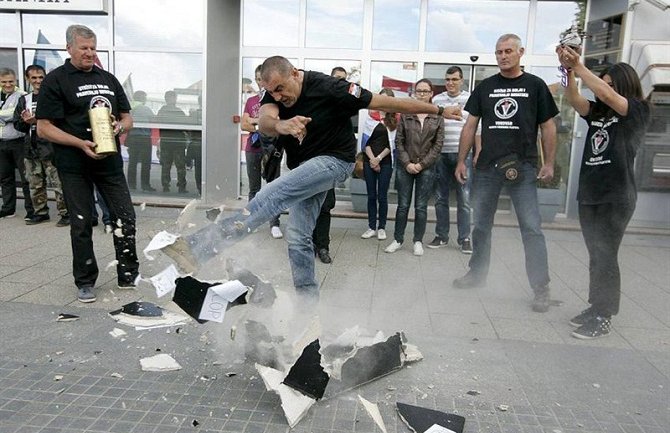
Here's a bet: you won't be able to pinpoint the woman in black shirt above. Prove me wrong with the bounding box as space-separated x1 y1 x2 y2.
558 46 651 339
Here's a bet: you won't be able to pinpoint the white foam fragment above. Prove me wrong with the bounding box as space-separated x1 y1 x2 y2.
109 327 127 338
358 395 387 433
143 231 180 260
140 354 182 372
256 363 315 428
149 264 181 298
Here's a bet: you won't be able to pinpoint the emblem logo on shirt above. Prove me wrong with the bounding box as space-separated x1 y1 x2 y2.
494 97 518 119
348 83 361 98
89 95 112 110
591 129 609 155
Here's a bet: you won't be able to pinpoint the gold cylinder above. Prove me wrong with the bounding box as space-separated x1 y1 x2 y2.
88 106 117 155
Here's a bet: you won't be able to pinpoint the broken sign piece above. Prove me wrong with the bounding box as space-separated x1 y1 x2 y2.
149 264 182 298
140 354 182 372
283 340 330 400
225 259 276 307
256 363 316 428
199 280 248 323
173 276 248 324
396 402 465 433
56 313 80 322
205 205 223 222
143 231 180 260
358 395 388 433
109 301 190 330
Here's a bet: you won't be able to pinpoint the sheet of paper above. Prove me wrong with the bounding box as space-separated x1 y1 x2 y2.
143 231 179 260
149 264 181 298
198 280 247 323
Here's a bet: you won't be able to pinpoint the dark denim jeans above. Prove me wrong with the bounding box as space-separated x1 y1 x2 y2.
0 138 33 216
363 162 392 230
435 152 472 243
393 164 436 244
469 162 549 290
60 169 139 288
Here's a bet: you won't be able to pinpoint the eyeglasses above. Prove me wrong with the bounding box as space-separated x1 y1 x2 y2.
444 78 462 82
414 90 432 94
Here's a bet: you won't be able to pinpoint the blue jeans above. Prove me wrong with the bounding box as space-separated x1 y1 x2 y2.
393 164 436 244
435 153 472 243
186 155 352 298
468 162 549 290
363 162 392 230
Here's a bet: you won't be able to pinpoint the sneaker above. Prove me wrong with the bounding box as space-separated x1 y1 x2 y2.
161 237 199 274
453 270 486 289
0 210 16 219
361 228 376 239
413 241 424 256
77 286 96 303
271 226 283 239
532 287 551 313
317 248 332 264
385 240 402 253
56 216 70 227
26 214 50 225
571 315 611 340
460 238 473 254
24 212 34 222
118 275 138 290
426 236 448 249
377 229 387 240
569 307 597 327
104 224 114 234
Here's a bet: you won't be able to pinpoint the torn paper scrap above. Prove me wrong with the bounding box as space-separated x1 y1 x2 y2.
358 395 388 433
198 280 247 323
396 402 465 433
256 363 315 428
150 264 181 298
140 354 182 372
143 231 180 260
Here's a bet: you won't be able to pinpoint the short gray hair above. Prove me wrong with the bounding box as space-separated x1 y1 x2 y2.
66 24 96 46
496 33 522 49
0 67 16 77
260 56 294 82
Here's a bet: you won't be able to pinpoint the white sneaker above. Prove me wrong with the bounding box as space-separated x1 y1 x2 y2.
377 229 387 240
385 240 402 253
361 228 376 239
104 224 114 234
271 226 283 239
413 241 424 256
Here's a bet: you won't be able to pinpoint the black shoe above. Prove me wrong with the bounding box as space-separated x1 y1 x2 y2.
453 270 485 289
142 186 157 192
118 274 138 290
532 286 551 313
571 315 611 340
569 307 597 327
24 212 35 222
26 214 50 225
317 248 332 264
426 236 448 249
0 210 16 219
56 216 70 227
91 219 99 227
460 238 473 254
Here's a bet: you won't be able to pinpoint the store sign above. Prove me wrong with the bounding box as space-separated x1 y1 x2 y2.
0 0 108 14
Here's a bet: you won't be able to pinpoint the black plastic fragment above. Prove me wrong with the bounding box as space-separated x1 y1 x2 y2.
283 340 330 400
396 402 465 433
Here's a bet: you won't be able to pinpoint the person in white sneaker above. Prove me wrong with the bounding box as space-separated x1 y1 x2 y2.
361 88 396 241
386 79 445 254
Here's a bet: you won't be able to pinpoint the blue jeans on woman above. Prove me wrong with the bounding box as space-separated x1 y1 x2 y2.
392 164 436 244
363 162 392 230
186 155 353 298
468 162 549 290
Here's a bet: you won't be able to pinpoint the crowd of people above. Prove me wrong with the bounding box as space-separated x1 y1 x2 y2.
0 25 651 340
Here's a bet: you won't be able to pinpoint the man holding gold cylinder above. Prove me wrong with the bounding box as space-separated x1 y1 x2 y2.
36 24 139 304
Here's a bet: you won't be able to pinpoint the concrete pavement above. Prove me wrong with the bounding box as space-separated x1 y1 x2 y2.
0 204 668 433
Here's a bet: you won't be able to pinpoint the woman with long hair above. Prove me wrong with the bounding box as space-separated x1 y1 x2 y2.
361 88 397 241
385 79 444 256
558 46 651 339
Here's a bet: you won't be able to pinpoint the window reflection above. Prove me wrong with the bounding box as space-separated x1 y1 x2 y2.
114 0 204 48
0 49 18 79
22 14 109 45
426 0 529 53
533 1 584 55
425 63 473 94
370 61 417 96
0 13 17 44
243 0 300 47
372 0 420 51
23 49 108 73
115 52 202 125
304 59 362 83
305 0 364 49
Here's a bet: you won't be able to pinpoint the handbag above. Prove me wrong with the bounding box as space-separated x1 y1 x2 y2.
493 153 523 184
261 142 283 180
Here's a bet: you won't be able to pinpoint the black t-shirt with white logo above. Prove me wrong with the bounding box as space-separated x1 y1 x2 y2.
465 72 558 168
578 98 650 205
36 59 130 173
261 70 373 169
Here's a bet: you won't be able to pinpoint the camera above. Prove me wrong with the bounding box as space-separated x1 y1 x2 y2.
470 56 479 63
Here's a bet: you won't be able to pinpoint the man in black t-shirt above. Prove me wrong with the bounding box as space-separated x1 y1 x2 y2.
453 34 559 314
162 56 462 301
36 25 139 304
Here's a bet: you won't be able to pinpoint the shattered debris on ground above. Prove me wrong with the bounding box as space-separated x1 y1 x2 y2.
108 301 190 330
396 402 466 433
140 353 182 372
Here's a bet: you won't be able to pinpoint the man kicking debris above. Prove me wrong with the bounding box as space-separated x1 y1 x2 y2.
162 56 461 301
